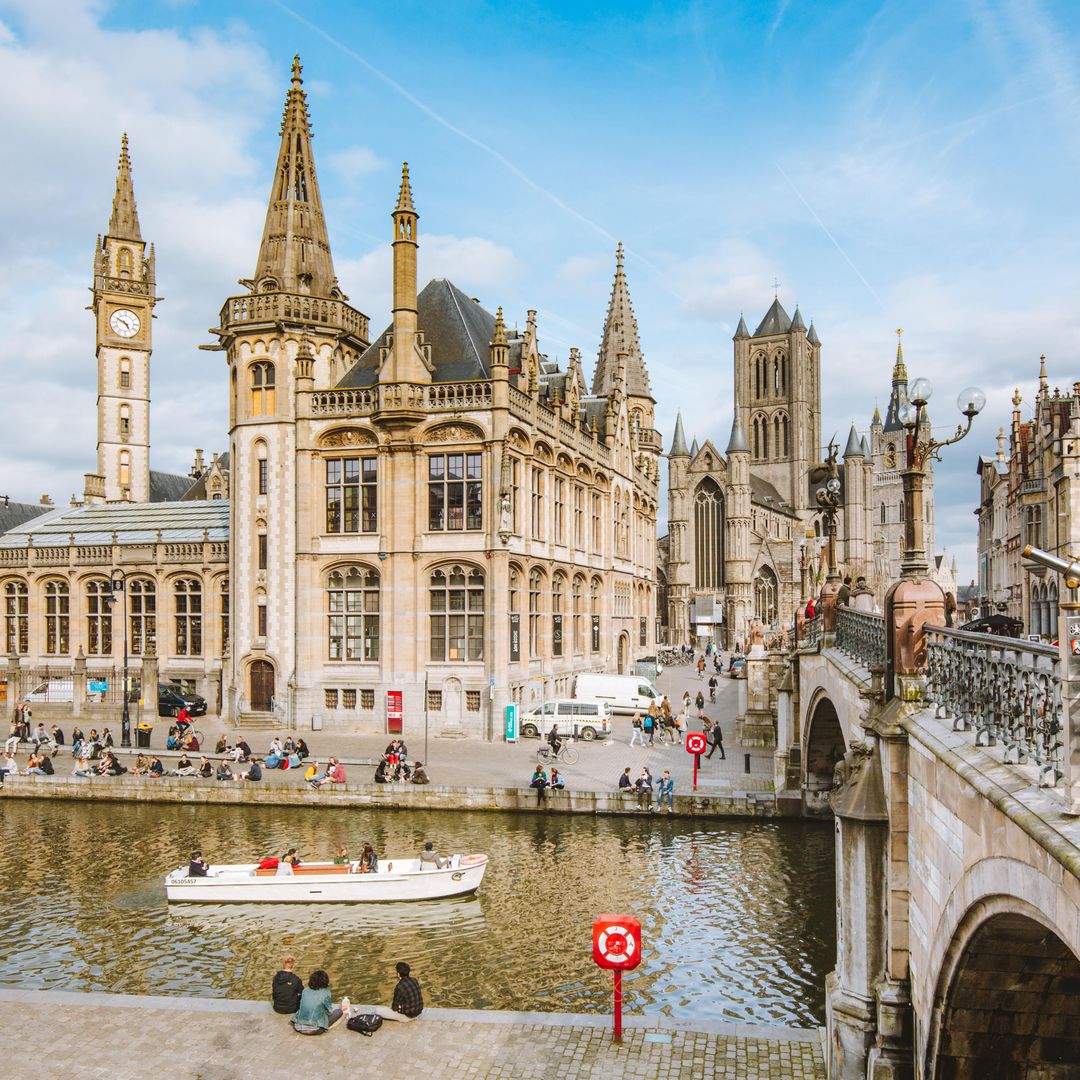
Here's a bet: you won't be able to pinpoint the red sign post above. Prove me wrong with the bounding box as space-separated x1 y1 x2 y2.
593 914 642 1042
685 731 707 790
386 690 403 734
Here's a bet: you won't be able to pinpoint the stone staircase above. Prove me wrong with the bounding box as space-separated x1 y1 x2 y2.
233 713 280 731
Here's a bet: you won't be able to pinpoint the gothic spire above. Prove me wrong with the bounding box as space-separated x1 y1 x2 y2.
670 411 689 456
252 55 341 298
593 242 653 401
733 314 749 339
892 327 907 382
726 412 749 455
108 133 142 240
883 329 910 432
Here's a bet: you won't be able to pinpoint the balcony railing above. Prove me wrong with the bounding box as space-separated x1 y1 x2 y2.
924 625 1063 787
306 381 492 418
221 293 369 342
835 607 886 669
801 615 823 651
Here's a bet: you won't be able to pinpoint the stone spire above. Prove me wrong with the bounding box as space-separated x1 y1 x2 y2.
593 242 653 400
690 437 700 457
807 321 820 347
108 133 142 240
1038 354 1049 402
844 422 864 458
384 161 428 383
791 305 806 332
670 411 689 456
726 412 749 455
892 328 907 382
734 314 749 339
883 329 910 432
252 55 341 298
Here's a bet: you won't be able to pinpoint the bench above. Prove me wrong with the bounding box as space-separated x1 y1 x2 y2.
254 863 352 877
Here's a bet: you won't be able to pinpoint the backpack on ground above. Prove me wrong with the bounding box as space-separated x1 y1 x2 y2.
346 1013 383 1036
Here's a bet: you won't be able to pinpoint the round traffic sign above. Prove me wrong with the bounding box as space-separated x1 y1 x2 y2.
685 732 707 754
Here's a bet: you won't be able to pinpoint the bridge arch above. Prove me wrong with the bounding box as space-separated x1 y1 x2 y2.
803 691 846 816
924 860 1080 1078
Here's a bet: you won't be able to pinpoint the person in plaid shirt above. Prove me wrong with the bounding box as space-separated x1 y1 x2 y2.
391 962 424 1019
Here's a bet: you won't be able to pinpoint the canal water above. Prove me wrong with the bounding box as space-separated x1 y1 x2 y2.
0 801 835 1025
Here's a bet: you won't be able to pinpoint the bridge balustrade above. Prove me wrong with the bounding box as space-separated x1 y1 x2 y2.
923 625 1063 787
834 607 885 669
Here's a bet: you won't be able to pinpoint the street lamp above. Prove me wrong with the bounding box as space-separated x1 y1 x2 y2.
814 444 843 583
898 379 985 578
104 570 132 748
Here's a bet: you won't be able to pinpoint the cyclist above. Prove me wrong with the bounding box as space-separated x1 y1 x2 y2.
708 674 718 704
546 722 563 760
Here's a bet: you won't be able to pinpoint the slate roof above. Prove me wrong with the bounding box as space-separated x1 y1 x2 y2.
337 279 495 388
149 471 196 502
807 321 820 346
669 412 689 456
750 475 798 517
0 501 50 536
725 414 748 454
0 500 230 549
753 298 792 337
733 315 749 340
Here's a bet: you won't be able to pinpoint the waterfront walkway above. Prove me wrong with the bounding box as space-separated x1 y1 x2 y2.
0 989 825 1079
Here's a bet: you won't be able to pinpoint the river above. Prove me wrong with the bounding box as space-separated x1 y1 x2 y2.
0 800 835 1025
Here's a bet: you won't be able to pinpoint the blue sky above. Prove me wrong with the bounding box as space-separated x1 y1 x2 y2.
2 0 1080 582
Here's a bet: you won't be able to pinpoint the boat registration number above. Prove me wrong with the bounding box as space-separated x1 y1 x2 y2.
173 878 198 884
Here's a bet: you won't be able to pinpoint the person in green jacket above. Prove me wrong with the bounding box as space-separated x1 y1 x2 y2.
292 970 343 1034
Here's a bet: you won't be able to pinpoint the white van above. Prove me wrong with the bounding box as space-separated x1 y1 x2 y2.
25 678 74 703
574 672 660 713
519 700 611 741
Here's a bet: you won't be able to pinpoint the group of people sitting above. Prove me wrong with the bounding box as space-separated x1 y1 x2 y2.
373 740 429 785
617 766 675 811
528 765 566 803
164 725 201 752
271 955 424 1034
5 718 65 755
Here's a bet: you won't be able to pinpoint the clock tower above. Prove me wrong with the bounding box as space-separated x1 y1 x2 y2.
86 134 158 504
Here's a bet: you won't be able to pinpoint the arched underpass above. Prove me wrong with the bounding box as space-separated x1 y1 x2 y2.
932 911 1080 1079
804 695 846 816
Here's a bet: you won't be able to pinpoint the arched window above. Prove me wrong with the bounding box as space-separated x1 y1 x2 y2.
552 573 566 657
694 479 725 589
327 567 380 661
3 581 28 655
119 404 130 437
572 575 585 654
430 566 484 661
119 358 131 389
590 576 602 653
256 440 269 497
129 578 156 655
256 588 268 638
753 413 769 460
174 577 203 656
899 501 906 523
773 356 781 394
880 502 886 525
754 566 778 627
528 568 543 658
251 362 276 417
119 450 130 488
219 578 230 654
86 579 112 656
118 246 133 278
44 580 70 655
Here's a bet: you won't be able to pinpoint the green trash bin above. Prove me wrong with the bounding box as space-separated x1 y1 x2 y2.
136 726 152 749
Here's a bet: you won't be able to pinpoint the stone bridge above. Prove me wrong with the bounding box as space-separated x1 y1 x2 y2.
779 603 1080 1079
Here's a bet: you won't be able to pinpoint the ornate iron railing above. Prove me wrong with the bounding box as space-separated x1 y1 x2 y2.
923 625 1063 786
801 615 823 651
835 607 886 669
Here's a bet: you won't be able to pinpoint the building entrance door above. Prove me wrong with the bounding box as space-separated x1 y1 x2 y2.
249 660 275 712
617 634 627 674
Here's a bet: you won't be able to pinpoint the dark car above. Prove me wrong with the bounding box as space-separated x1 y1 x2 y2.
728 657 746 679
162 683 208 717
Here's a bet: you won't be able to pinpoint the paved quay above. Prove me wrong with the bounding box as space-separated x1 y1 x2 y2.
0 989 825 1080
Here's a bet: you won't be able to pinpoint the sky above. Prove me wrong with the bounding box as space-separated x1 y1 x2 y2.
2 0 1079 583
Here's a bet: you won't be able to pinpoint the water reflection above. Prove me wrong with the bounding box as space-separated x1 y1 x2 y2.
0 801 835 1024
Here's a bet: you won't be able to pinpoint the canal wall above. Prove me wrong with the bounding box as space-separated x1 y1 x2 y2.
0 774 789 818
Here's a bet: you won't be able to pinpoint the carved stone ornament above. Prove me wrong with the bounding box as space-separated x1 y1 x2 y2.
319 428 377 448
508 429 530 450
425 423 484 443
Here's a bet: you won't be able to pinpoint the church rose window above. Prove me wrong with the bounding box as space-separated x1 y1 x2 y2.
327 567 380 661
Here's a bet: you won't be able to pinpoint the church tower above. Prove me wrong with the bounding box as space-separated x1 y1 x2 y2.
87 135 157 504
733 297 820 512
210 56 369 719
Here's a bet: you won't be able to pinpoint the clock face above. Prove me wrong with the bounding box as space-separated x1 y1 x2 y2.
110 309 141 338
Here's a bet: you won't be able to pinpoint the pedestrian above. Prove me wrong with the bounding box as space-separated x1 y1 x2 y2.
695 690 705 718
706 720 725 760
629 710 644 748
643 710 655 746
657 770 674 813
696 656 706 679
673 710 685 745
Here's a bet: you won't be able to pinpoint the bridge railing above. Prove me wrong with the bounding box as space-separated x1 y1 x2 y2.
923 625 1063 787
835 607 886 669
800 615 823 651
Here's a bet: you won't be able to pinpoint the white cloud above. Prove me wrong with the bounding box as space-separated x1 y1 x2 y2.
327 145 383 185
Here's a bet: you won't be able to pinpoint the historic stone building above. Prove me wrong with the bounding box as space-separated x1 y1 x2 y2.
0 58 660 737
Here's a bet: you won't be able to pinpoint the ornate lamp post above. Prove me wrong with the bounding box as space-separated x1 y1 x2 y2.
104 570 132 748
814 443 843 584
896 380 986 577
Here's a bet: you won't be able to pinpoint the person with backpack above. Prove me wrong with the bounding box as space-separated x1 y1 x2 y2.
642 709 656 746
347 961 424 1030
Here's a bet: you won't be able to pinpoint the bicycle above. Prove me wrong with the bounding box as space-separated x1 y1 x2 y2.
536 742 579 766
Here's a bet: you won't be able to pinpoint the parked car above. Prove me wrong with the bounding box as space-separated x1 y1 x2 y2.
574 672 661 713
728 657 746 679
163 682 208 717
519 700 611 741
157 685 188 718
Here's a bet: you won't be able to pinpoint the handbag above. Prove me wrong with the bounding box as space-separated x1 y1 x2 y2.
346 1013 383 1036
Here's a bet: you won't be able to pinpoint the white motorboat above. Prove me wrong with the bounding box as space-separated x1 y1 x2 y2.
164 853 488 904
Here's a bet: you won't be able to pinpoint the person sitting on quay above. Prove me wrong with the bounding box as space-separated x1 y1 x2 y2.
411 761 429 785
549 768 565 792
272 955 303 1015
657 770 675 813
314 758 346 787
285 748 301 770
197 756 213 779
348 961 424 1024
240 758 263 782
291 969 343 1034
216 759 235 781
618 766 633 791
50 724 64 749
25 752 49 777
188 851 210 877
306 760 324 783
100 752 126 776
131 753 150 776
635 767 654 811
419 841 448 870
165 726 182 751
277 849 301 875
265 746 284 770
180 729 200 753
100 727 114 749
2 750 19 781
282 736 296 756
173 753 196 777
31 723 50 750
70 725 85 757
357 843 378 874
294 737 310 761
268 736 284 760
392 758 412 783
214 734 232 756
148 754 164 778
231 736 252 763
530 765 548 804
4 719 20 755
73 755 95 778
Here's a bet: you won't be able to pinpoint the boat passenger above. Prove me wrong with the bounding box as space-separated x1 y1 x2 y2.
332 845 349 865
291 970 343 1034
188 851 209 877
277 849 301 875
411 761 429 785
419 841 448 870
357 843 378 874
272 955 303 1015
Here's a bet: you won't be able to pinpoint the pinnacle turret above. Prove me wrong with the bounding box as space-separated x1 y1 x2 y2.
670 412 689 456
396 161 416 214
252 55 341 298
726 413 749 455
791 305 806 331
593 243 653 401
107 133 142 241
843 423 863 459
734 314 749 339
807 321 820 347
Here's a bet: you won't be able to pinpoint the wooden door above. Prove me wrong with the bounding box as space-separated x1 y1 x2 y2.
249 660 275 712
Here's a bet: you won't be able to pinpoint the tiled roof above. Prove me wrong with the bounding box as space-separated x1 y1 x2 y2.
0 501 50 536
0 500 230 549
753 298 792 337
149 471 197 502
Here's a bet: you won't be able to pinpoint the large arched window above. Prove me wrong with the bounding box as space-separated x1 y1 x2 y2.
773 412 789 457
694 479 725 589
327 567 380 661
528 568 543 658
552 573 566 657
174 577 203 656
754 566 778 627
129 578 156 655
219 578 230 654
3 581 28 656
753 413 769 460
430 566 484 662
590 576 602 653
572 575 585 654
86 579 113 656
251 362 276 417
44 580 69 655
